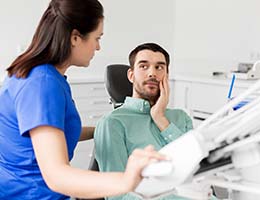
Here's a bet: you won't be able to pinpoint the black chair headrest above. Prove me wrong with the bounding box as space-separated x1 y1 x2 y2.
105 64 132 105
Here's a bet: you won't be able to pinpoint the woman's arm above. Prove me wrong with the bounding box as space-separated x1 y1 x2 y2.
79 126 95 141
30 126 164 199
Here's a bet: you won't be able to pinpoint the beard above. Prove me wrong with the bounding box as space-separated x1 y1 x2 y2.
133 78 160 103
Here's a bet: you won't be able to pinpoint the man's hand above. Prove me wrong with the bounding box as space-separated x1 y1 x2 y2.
150 75 170 131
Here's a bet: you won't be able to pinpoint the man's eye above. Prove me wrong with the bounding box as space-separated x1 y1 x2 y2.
156 66 164 70
140 65 148 69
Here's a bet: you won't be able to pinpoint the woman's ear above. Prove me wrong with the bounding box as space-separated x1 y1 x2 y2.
71 29 81 47
127 68 134 83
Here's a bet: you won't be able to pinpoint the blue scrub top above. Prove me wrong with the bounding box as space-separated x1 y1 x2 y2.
0 64 81 199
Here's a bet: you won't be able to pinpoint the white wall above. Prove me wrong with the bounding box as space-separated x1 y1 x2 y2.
67 0 176 79
0 0 175 80
172 0 260 77
3 1 260 80
0 0 49 80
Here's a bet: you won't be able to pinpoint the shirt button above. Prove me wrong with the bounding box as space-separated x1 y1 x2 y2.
164 137 168 140
169 135 172 138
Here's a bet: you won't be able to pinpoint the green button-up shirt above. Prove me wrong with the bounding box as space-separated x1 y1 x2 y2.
94 97 193 200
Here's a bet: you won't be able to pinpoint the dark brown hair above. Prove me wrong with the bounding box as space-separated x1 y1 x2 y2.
7 0 104 78
128 43 170 73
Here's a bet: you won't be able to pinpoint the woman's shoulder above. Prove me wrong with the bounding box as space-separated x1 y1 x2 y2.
7 64 66 99
28 64 59 79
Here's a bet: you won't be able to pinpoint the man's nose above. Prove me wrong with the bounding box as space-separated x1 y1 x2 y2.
148 67 157 78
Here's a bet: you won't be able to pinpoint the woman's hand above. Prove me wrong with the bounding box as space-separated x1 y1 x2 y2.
122 145 167 192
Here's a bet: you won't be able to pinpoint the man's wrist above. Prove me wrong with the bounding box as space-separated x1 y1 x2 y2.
153 116 169 131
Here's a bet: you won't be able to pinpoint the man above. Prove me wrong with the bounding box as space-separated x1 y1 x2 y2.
94 43 193 200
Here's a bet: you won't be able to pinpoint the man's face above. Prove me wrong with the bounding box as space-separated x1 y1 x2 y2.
128 49 168 102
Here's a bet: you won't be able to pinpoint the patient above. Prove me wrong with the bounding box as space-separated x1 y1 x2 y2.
94 43 193 200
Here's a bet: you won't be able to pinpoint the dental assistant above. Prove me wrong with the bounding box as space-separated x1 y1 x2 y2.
0 0 165 199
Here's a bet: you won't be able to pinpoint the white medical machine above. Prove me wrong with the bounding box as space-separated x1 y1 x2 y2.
134 73 260 200
228 61 260 80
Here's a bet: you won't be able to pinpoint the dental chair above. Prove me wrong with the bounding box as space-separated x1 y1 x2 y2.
88 64 132 171
105 64 132 108
80 64 132 200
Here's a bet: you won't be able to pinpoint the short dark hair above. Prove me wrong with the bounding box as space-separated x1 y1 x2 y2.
128 43 170 72
7 0 104 78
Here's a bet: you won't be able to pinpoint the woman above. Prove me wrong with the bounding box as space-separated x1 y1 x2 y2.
0 0 166 199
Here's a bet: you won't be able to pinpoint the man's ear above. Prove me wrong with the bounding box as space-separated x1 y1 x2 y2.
127 68 134 83
71 29 81 47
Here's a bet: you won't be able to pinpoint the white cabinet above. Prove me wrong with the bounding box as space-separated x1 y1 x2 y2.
171 75 255 127
191 82 227 114
71 82 112 126
69 80 112 169
170 80 192 114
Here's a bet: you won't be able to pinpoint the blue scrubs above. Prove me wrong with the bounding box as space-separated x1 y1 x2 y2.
0 64 81 199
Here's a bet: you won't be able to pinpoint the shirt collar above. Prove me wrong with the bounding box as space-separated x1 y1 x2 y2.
123 97 151 113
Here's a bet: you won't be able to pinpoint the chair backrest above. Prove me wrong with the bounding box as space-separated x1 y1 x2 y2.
105 64 132 108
